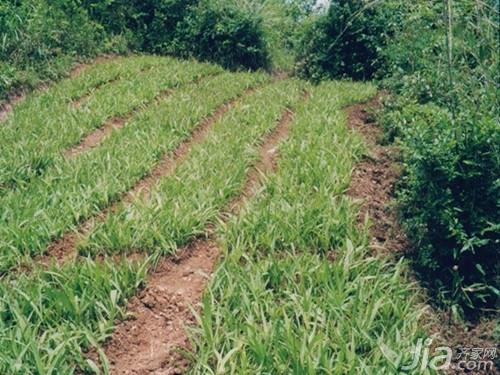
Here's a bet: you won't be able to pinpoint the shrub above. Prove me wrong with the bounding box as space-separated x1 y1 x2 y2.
379 0 499 317
389 104 500 315
82 0 199 52
0 0 104 97
295 0 402 81
174 0 270 70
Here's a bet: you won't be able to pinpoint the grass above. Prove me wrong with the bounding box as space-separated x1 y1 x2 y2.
79 78 306 256
0 56 222 191
0 70 268 273
0 257 148 374
188 81 434 374
0 68 305 374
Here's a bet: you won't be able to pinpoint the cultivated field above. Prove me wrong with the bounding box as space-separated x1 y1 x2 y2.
0 56 429 374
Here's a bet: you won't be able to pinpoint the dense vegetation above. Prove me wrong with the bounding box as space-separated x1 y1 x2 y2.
0 0 273 97
379 0 499 317
293 0 499 317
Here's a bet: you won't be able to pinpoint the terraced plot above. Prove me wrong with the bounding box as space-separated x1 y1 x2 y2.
0 56 431 374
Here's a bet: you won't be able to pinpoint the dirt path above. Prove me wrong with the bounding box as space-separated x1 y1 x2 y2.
101 98 303 375
345 97 407 254
39 87 258 268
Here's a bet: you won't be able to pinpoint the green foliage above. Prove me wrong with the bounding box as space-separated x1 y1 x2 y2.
172 0 270 70
0 258 147 373
295 0 402 81
191 82 430 373
0 0 106 96
0 0 275 98
380 0 499 316
0 61 266 273
82 0 199 52
79 79 303 256
387 103 499 314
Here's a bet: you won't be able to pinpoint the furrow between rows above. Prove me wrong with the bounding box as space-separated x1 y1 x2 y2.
0 55 118 124
0 78 304 373
0 58 221 191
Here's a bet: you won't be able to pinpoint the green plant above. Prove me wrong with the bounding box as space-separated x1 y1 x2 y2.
0 62 266 273
79 79 304 256
379 0 499 316
0 257 147 373
0 0 106 97
173 0 270 70
295 0 402 81
1 56 212 190
190 81 431 373
391 104 499 314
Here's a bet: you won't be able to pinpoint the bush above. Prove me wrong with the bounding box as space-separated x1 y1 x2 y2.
379 0 499 318
174 0 270 70
295 0 402 81
83 0 270 70
0 0 270 98
388 104 500 315
0 0 105 97
82 0 199 52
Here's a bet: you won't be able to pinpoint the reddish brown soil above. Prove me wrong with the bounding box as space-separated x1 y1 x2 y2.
346 98 499 375
0 93 24 123
72 77 121 109
100 100 303 375
229 108 294 213
101 238 218 375
64 114 132 158
346 97 408 254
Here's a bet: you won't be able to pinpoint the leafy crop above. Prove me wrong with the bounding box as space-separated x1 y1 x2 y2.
0 56 221 191
79 79 305 256
0 63 268 273
190 81 431 373
0 258 147 373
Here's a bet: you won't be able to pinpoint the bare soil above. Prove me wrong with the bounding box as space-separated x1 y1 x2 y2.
65 88 173 159
72 77 120 109
64 114 133 159
100 100 302 375
346 97 408 254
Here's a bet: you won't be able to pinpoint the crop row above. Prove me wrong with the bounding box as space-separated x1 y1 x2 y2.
78 79 306 256
189 81 432 374
0 71 268 273
0 77 305 373
0 56 221 191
